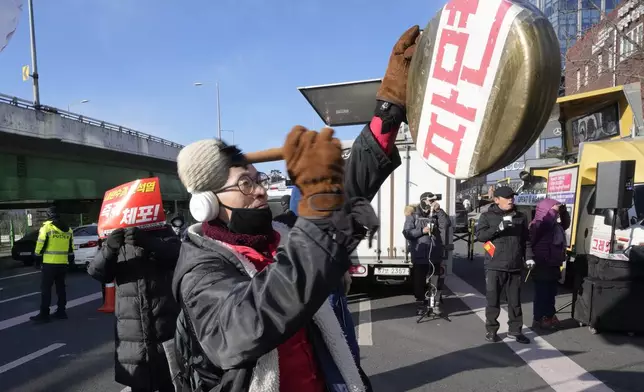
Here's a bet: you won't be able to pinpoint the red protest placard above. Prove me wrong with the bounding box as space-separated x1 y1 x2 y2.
97 177 166 237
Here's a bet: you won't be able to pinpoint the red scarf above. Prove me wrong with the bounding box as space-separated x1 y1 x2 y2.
202 221 325 392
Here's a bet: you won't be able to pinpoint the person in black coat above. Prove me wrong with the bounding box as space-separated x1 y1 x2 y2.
475 186 534 345
88 225 181 392
402 192 451 316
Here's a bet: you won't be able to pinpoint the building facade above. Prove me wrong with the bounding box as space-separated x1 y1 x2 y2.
530 0 619 60
566 1 644 97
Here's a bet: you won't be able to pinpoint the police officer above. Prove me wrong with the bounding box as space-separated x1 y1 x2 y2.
476 186 533 344
30 207 74 323
170 214 187 239
403 192 450 316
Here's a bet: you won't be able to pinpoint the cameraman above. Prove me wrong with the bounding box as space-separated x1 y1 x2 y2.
476 186 533 344
403 192 450 316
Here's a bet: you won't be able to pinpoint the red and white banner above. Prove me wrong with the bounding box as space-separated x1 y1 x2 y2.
97 177 166 237
416 0 522 178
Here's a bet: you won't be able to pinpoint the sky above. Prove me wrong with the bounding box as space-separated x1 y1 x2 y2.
0 0 440 174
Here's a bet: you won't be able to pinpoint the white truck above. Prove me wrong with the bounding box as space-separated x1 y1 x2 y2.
344 128 456 286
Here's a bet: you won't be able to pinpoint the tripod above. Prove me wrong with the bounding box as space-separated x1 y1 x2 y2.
416 261 451 323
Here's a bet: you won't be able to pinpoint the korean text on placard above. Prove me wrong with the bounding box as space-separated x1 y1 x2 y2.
120 204 162 225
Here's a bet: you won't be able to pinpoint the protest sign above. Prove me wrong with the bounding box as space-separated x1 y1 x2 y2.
97 177 166 237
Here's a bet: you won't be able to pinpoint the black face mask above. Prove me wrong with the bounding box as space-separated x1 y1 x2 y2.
220 202 273 235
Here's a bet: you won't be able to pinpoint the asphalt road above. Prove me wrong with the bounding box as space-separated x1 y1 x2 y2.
1 243 643 392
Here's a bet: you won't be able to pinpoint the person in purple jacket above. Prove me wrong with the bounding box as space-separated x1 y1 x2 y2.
529 198 570 330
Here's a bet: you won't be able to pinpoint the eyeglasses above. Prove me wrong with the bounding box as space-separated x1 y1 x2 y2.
219 172 270 196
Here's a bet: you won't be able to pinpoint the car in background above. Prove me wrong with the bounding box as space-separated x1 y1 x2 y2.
268 196 288 217
72 224 101 269
10 230 39 266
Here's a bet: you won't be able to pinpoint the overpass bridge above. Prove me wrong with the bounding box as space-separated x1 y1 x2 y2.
0 93 189 220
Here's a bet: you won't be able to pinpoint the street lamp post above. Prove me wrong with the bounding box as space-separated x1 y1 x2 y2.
27 0 40 107
194 82 222 140
67 99 90 112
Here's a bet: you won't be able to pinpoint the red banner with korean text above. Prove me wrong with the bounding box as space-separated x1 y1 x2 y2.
97 177 166 237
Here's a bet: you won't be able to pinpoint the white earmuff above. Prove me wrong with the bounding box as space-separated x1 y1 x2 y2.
189 191 219 223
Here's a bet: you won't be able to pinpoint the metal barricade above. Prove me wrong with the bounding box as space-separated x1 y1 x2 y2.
453 218 476 260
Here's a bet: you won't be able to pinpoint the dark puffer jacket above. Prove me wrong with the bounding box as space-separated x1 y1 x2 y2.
172 124 399 392
402 206 450 264
475 204 534 272
530 198 571 267
88 226 181 390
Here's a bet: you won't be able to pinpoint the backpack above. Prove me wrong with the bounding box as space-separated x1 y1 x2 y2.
174 301 223 392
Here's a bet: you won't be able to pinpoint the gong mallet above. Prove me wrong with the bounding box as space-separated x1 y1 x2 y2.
245 147 284 164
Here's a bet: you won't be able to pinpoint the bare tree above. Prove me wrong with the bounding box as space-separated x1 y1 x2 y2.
269 169 285 183
562 0 644 90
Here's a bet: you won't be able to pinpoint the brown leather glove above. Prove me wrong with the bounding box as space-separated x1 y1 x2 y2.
376 25 421 108
283 126 344 218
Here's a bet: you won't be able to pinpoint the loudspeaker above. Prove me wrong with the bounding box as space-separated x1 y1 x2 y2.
595 160 636 209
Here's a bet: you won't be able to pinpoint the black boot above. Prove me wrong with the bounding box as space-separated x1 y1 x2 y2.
30 313 51 324
508 333 530 344
53 310 68 320
485 331 500 342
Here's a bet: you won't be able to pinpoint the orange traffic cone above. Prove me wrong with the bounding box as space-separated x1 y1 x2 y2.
98 281 115 313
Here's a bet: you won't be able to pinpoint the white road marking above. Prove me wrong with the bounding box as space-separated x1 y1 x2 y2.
0 343 66 374
0 292 102 331
0 271 40 281
446 275 614 392
0 291 39 304
357 298 373 346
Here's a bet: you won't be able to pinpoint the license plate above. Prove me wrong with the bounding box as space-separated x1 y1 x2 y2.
20 252 32 256
374 267 410 276
73 245 79 250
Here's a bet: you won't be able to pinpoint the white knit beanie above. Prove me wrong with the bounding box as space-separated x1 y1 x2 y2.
177 139 237 194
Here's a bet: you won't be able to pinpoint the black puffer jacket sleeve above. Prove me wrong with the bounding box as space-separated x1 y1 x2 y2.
475 212 499 243
403 214 423 240
88 245 119 284
177 218 352 370
344 125 401 201
436 209 451 245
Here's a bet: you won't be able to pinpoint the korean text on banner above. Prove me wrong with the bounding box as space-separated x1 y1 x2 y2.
97 177 166 237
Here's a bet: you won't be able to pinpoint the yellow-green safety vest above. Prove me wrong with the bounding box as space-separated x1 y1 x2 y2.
35 221 74 265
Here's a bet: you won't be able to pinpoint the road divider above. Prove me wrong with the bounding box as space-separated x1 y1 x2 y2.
0 292 102 331
0 271 40 281
0 343 66 374
357 299 373 346
0 292 39 304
